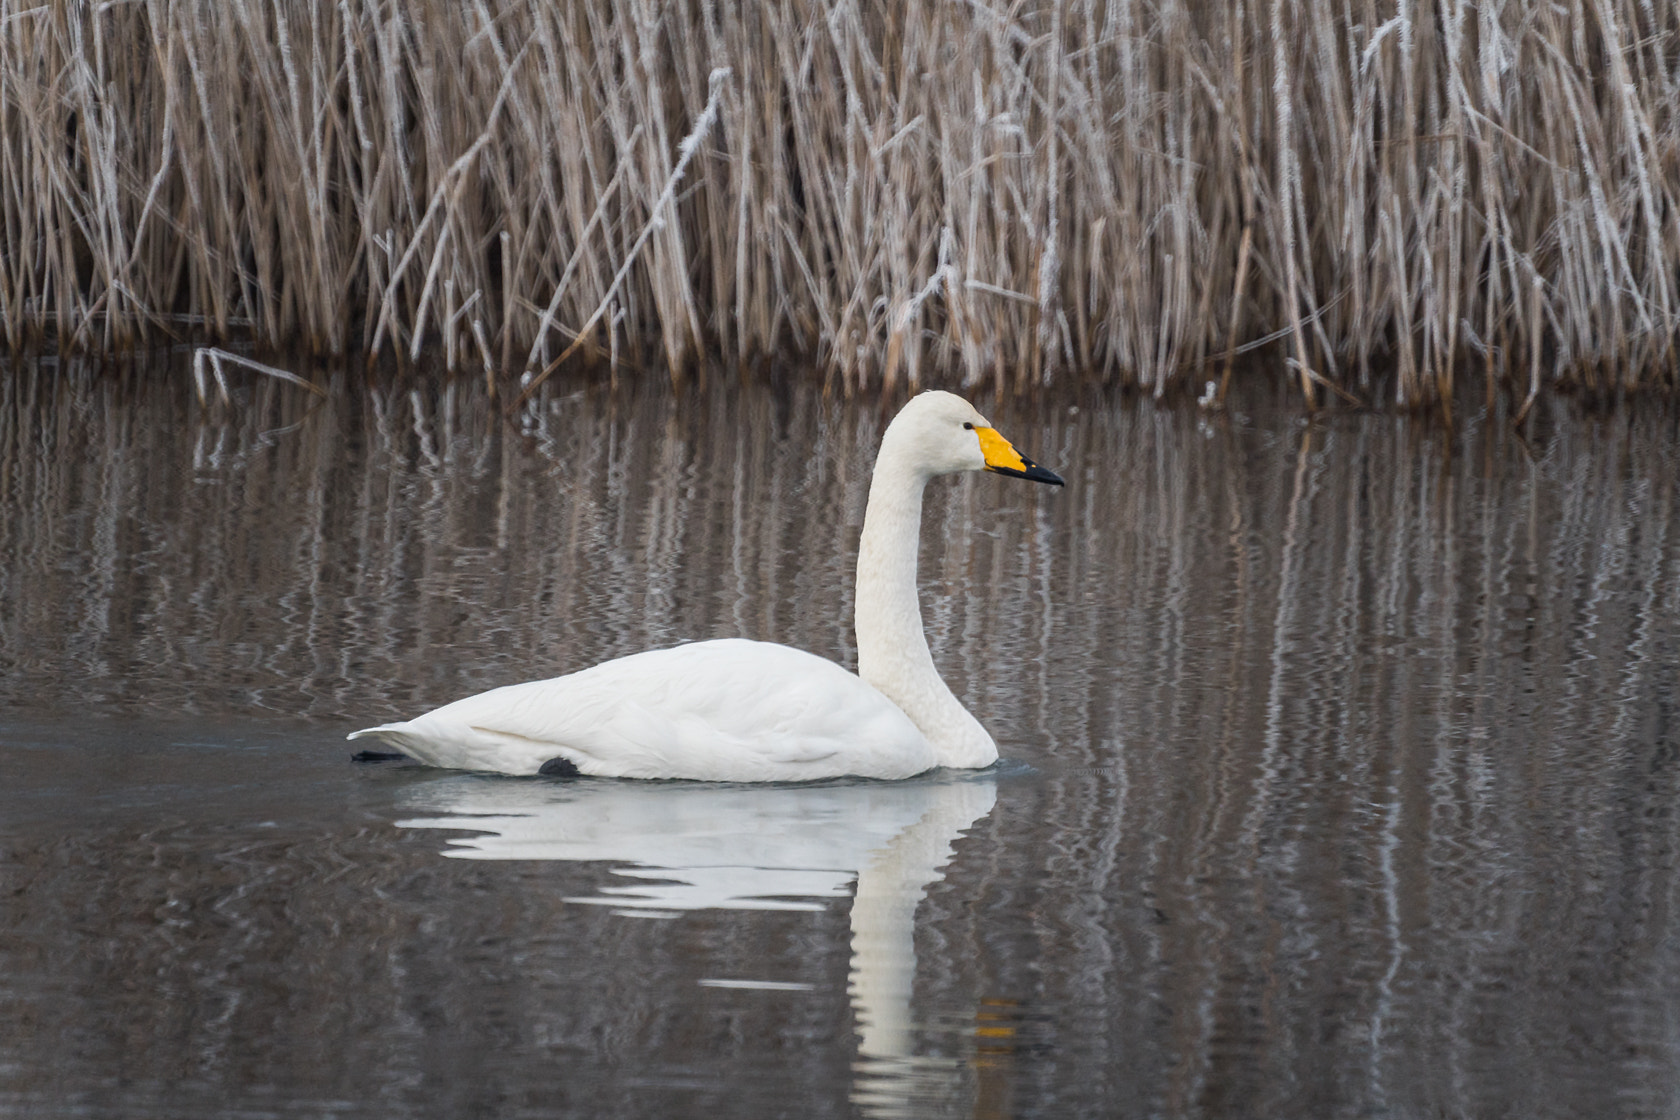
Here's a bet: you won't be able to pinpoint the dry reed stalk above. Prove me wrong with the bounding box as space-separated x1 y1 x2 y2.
191 346 326 406
1 0 1677 409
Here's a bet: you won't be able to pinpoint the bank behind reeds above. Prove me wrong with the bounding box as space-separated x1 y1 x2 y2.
2 1 1677 407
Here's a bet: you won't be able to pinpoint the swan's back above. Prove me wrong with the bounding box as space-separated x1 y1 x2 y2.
351 639 937 781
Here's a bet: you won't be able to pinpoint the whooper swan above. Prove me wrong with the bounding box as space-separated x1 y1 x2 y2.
348 390 1063 780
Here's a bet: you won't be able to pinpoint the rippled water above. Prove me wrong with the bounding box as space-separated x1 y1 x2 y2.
3 359 1679 1118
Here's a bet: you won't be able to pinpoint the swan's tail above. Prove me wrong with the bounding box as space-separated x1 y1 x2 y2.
346 717 572 775
348 724 414 749
346 724 417 763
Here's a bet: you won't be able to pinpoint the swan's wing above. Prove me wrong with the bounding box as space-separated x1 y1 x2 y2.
354 639 936 780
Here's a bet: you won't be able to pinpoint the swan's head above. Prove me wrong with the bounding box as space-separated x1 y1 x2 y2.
885 391 1064 485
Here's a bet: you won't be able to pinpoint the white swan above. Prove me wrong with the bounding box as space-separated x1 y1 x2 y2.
348 390 1062 780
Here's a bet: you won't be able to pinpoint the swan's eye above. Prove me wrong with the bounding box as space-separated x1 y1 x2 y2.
963 422 974 430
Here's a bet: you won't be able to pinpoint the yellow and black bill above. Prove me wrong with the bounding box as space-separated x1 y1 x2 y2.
976 427 1065 486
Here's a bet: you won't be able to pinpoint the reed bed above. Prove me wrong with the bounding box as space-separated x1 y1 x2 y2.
2 0 1678 408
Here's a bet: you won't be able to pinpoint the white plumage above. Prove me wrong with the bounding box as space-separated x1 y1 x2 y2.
353 639 933 781
349 390 1063 779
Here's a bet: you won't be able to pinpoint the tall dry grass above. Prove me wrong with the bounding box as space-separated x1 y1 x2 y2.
1 0 1677 407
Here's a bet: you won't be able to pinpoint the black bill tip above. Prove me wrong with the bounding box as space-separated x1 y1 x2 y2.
989 458 1065 486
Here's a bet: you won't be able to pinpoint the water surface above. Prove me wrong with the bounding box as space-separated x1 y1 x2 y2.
3 362 1679 1117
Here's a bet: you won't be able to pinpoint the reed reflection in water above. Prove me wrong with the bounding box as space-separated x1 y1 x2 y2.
2 358 1680 1117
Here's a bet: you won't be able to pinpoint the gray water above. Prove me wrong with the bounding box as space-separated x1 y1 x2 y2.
3 359 1679 1119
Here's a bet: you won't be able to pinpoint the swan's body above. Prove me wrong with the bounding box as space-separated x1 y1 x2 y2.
349 391 1062 779
353 639 934 781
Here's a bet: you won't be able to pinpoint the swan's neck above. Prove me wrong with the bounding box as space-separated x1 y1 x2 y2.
854 444 997 769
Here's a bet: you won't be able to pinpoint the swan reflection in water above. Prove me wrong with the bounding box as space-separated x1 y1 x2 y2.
396 771 999 1117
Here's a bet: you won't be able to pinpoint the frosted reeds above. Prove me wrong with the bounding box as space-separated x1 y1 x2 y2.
1 0 1677 406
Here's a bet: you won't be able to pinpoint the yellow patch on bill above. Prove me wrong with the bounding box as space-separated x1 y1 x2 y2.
975 426 1029 472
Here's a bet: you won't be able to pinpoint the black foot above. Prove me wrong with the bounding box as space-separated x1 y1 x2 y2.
539 756 582 778
352 750 409 763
